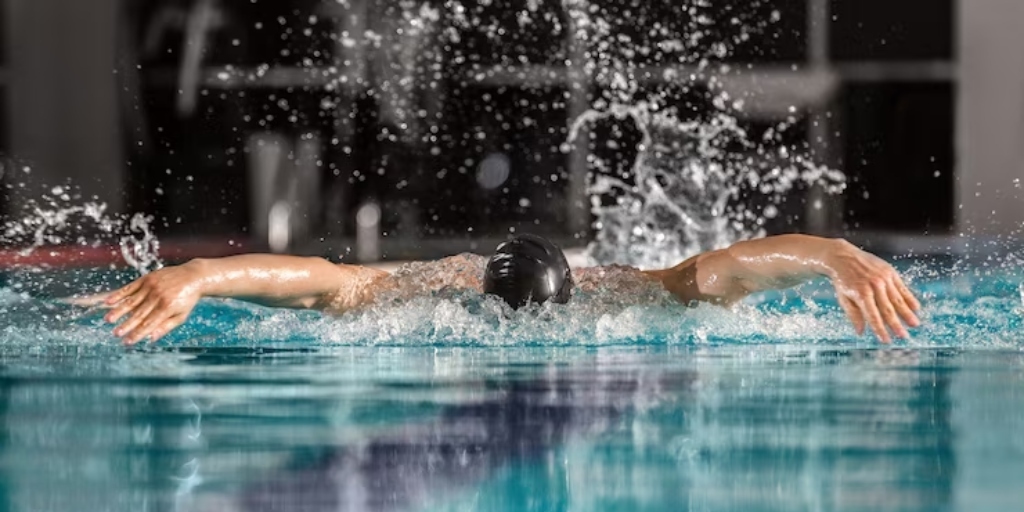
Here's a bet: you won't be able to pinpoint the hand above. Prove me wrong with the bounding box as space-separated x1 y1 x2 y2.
827 240 922 343
104 261 207 345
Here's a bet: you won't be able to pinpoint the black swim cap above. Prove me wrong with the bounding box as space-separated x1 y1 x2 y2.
483 234 574 309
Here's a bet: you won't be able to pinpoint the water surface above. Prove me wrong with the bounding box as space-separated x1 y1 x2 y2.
0 261 1021 511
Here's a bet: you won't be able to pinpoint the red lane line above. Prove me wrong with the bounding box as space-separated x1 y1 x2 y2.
0 241 251 270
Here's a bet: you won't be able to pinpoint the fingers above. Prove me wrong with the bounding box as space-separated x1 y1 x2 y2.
123 306 167 345
895 277 922 312
855 288 892 344
886 278 920 328
838 295 866 335
146 315 186 344
126 312 184 346
113 298 158 340
60 292 113 307
845 276 922 343
873 280 910 340
830 248 923 344
106 280 143 306
103 270 193 345
105 290 149 324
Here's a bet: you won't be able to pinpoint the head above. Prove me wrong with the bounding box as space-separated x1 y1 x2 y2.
483 234 574 310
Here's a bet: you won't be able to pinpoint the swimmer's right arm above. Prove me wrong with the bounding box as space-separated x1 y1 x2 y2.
100 255 388 345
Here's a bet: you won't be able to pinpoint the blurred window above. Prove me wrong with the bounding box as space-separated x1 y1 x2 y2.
830 0 955 61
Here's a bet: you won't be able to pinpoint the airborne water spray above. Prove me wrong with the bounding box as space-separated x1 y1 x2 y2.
0 181 162 275
556 0 846 269
0 165 163 300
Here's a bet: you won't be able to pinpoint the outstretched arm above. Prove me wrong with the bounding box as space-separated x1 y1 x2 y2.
101 255 388 345
644 235 921 343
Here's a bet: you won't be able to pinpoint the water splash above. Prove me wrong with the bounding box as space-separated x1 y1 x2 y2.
1 180 163 274
205 0 843 252
571 102 845 269
119 213 163 275
555 0 846 267
104 254 1018 349
1017 283 1024 316
155 264 1023 349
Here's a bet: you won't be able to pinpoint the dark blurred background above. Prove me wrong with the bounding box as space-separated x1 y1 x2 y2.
0 0 1016 262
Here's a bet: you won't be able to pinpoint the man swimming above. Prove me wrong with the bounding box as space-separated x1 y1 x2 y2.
99 234 921 345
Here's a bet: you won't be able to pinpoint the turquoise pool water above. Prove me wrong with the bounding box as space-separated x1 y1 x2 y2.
0 257 1022 511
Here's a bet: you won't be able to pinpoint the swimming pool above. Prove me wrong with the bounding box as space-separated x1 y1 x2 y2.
0 256 1022 511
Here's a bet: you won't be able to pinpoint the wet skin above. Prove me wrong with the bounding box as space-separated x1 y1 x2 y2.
91 235 920 345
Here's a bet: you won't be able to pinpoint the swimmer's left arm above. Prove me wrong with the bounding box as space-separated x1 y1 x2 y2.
645 235 922 343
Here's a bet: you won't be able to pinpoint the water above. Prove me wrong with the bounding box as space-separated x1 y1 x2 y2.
572 102 844 269
0 1 1017 510
0 259 1020 511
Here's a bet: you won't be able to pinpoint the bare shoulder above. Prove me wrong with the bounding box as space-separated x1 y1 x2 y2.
571 264 674 305
574 264 654 290
438 253 489 271
319 263 391 313
336 263 390 279
380 253 487 299
393 253 486 278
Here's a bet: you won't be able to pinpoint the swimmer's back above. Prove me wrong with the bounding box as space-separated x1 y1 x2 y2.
378 255 668 305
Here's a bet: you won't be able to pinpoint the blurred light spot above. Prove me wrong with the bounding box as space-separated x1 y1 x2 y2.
356 201 382 262
268 202 291 253
477 153 511 190
356 202 382 227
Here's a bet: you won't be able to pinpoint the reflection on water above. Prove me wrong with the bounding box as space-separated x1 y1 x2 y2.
0 346 1020 512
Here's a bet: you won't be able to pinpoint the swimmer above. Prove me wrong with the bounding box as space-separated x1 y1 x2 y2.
96 234 921 344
